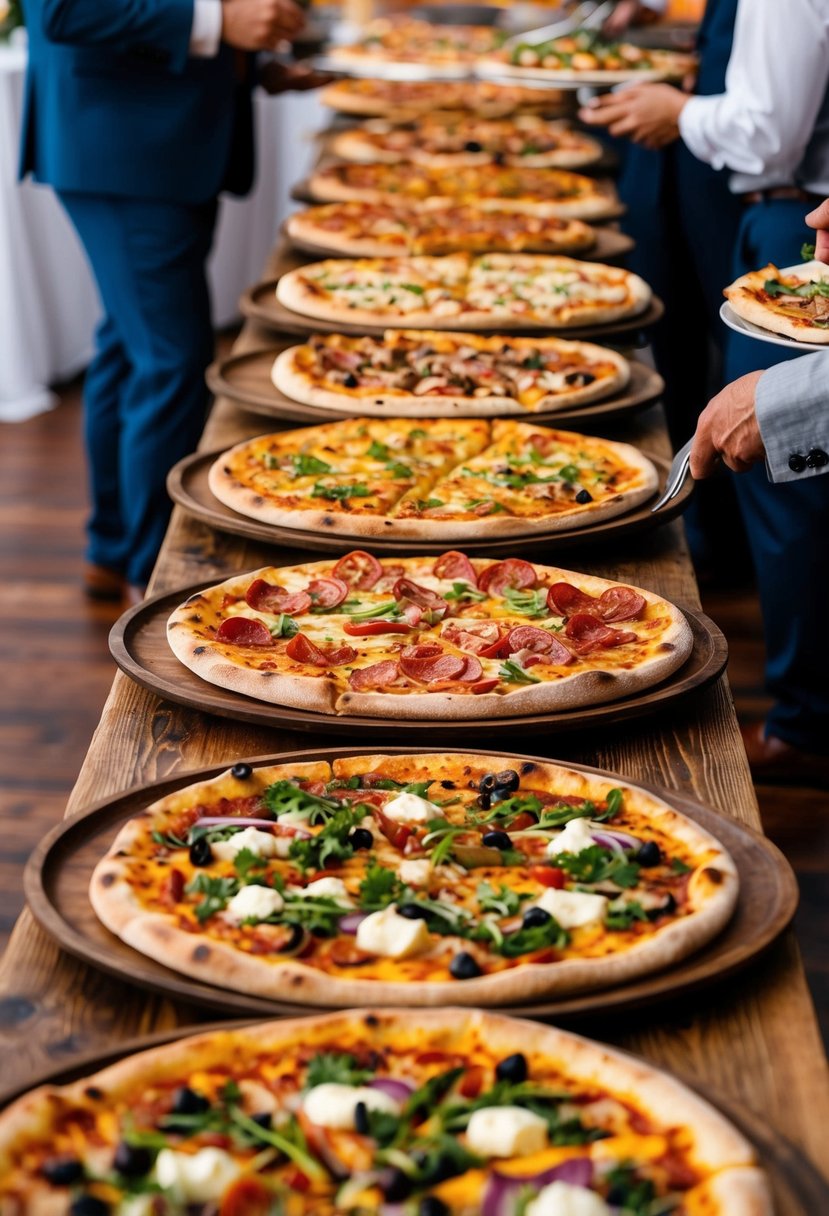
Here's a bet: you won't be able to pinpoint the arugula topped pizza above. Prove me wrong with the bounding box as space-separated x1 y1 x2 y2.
328 117 603 171
480 28 696 83
275 254 651 331
320 76 572 119
166 555 693 720
90 751 736 1006
306 162 621 219
207 418 658 540
272 331 630 415
286 201 600 259
724 261 829 343
0 1010 770 1215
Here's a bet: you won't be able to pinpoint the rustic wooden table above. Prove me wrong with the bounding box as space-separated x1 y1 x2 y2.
2 255 828 1200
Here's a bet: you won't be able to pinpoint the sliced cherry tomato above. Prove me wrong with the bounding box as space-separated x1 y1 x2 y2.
344 619 413 636
530 865 567 889
377 810 413 851
245 578 311 615
433 550 478 585
509 812 537 831
285 633 356 666
281 1168 312 1194
160 868 185 907
216 616 273 647
477 558 537 596
459 1065 486 1098
307 576 349 610
332 550 384 589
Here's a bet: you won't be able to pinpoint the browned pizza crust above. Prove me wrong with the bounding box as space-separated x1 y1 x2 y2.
90 754 736 1009
724 262 829 344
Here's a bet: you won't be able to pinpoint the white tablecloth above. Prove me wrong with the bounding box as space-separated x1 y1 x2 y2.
0 41 325 422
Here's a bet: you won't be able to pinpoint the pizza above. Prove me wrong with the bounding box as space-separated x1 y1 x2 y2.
89 750 737 1007
320 76 571 119
479 28 696 83
208 417 658 539
307 162 621 219
327 18 507 76
271 331 630 416
166 555 693 720
275 254 651 331
0 1010 770 1216
328 117 603 170
724 261 829 343
286 201 599 258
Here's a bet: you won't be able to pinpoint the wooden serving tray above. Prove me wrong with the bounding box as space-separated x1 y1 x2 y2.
167 450 692 559
206 344 665 430
0 1014 818 1216
240 279 664 340
283 221 635 264
24 747 797 1025
109 588 727 741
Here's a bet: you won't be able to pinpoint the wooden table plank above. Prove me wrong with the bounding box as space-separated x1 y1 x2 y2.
2 254 828 1191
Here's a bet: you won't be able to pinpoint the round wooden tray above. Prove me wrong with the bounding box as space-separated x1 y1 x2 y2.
206 344 665 430
24 747 796 1025
239 279 665 340
109 589 727 741
283 221 635 264
290 175 629 221
0 1027 819 1216
167 450 691 558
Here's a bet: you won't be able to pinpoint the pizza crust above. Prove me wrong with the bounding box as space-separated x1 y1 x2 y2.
270 338 630 417
724 263 829 344
327 125 603 171
275 257 651 331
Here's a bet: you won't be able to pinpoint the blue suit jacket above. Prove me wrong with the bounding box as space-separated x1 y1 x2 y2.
20 0 254 204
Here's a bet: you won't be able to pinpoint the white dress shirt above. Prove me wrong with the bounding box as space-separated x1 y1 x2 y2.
678 0 829 194
190 0 223 57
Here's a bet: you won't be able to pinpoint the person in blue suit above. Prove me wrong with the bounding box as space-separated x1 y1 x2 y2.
20 0 310 601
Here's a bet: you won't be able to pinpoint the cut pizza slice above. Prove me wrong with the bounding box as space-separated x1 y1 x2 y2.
724 260 829 343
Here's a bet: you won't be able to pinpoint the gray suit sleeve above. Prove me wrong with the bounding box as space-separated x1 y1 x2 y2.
755 353 829 482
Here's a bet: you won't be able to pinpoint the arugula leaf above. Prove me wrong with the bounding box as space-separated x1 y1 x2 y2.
281 895 349 937
401 282 425 295
291 453 332 477
416 497 445 510
498 659 541 685
340 599 402 621
464 498 505 513
370 778 433 797
473 793 544 826
367 439 390 461
556 845 641 890
443 581 488 603
422 820 469 867
306 1052 373 1088
802 242 817 260
558 463 581 483
763 276 829 299
363 1107 402 1146
268 613 300 639
288 805 367 871
409 428 428 438
185 873 239 922
476 881 528 917
503 586 550 618
229 1108 327 1182
497 915 568 957
385 461 413 479
605 900 648 931
151 829 189 849
262 779 342 824
537 793 621 829
233 848 268 882
311 482 371 501
403 1067 466 1120
397 1132 482 1184
358 862 404 911
603 1164 663 1216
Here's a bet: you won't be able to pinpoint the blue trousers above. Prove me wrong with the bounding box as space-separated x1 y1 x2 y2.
724 200 829 753
58 193 217 586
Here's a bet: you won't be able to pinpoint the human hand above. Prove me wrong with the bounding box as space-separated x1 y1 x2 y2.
579 82 688 149
221 0 305 51
690 370 766 478
805 198 829 265
603 0 659 38
259 60 336 93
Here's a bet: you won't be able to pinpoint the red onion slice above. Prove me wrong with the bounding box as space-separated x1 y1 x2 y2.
482 1157 594 1216
591 829 640 852
339 912 369 935
369 1077 414 1103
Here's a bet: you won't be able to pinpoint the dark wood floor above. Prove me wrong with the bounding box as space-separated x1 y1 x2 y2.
2 377 827 1044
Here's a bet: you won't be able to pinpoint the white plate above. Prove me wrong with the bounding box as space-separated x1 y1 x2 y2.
720 260 829 353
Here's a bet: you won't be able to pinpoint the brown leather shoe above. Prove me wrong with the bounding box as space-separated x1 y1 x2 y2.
82 562 125 602
741 721 829 788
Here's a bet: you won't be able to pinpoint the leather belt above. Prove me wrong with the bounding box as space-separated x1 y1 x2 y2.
741 186 824 205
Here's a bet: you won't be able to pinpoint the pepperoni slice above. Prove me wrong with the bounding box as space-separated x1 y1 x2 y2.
393 578 449 617
245 579 311 615
399 649 466 684
348 660 400 690
433 550 478 585
442 619 503 656
565 613 637 654
216 617 273 647
536 635 574 666
596 586 647 622
477 558 537 596
505 625 556 654
285 633 357 666
547 582 646 623
344 619 412 636
458 655 484 681
374 563 406 592
332 550 384 589
307 577 349 610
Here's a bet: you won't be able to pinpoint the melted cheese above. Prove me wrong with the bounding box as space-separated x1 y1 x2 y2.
526 1181 611 1216
154 1147 240 1201
536 888 608 930
356 905 432 958
465 1106 549 1157
303 1082 401 1129
382 792 444 823
212 828 281 861
546 817 596 856
224 884 284 923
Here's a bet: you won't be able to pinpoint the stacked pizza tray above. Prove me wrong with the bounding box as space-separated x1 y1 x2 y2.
4 34 823 1216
